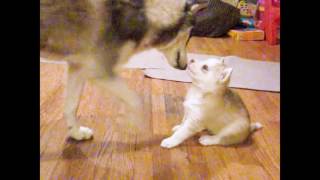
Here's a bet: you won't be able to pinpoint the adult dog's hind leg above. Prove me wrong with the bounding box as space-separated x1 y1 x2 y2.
64 64 93 140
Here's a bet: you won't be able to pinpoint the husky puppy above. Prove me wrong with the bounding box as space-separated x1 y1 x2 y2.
40 0 197 140
161 58 262 148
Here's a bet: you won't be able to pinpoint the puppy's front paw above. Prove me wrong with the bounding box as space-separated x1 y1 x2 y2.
69 126 93 141
199 135 219 146
160 137 181 148
172 125 181 132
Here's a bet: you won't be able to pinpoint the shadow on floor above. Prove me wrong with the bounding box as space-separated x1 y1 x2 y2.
40 133 258 161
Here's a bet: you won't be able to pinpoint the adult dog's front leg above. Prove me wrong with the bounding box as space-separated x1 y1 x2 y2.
92 76 144 130
96 77 142 109
64 66 93 140
91 41 144 130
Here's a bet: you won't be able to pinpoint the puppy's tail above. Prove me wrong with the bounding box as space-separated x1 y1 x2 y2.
250 122 263 132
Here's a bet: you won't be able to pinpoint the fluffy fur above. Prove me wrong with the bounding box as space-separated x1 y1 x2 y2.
40 0 197 140
161 58 262 148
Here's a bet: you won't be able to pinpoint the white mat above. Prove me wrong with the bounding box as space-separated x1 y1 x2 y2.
125 50 280 92
40 49 280 92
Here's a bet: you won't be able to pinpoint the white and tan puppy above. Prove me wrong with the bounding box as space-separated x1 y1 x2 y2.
161 58 262 148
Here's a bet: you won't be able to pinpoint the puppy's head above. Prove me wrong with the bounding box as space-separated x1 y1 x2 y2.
187 58 233 91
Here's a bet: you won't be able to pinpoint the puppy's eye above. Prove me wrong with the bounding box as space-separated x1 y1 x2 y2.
202 65 208 71
190 59 195 63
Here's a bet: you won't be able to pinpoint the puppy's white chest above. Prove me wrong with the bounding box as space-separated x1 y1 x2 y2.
184 89 202 103
184 98 201 108
183 89 204 120
184 90 203 107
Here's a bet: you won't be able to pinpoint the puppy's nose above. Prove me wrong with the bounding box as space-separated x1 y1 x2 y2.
189 59 195 64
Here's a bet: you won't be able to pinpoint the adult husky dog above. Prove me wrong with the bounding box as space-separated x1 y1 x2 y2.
40 0 197 140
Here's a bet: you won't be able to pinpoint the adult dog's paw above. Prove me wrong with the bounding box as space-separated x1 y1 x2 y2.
160 137 181 149
69 126 93 141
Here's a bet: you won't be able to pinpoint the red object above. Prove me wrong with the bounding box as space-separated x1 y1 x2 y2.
265 0 280 45
258 0 280 45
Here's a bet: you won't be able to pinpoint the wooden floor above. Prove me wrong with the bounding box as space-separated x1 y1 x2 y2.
40 37 280 180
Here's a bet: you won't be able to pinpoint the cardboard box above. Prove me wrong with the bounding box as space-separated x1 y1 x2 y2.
228 28 265 41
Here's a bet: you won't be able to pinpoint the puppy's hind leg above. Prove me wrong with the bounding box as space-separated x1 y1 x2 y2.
199 122 250 146
64 64 93 141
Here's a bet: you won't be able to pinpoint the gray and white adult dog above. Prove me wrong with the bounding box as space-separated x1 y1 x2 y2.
40 0 198 140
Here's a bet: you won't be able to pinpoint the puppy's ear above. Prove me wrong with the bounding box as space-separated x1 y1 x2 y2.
219 67 233 84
